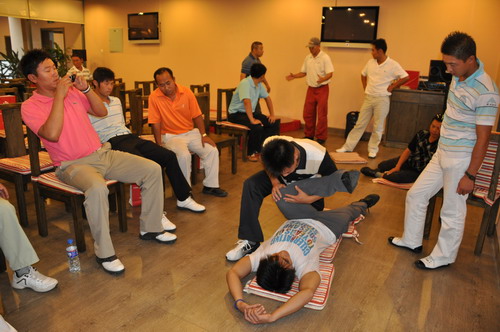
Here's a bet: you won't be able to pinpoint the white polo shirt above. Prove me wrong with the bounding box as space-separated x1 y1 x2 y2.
89 96 131 143
361 57 408 96
301 51 334 88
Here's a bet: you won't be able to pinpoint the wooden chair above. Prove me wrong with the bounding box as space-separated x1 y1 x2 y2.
216 88 250 162
424 132 500 255
120 88 145 135
26 127 127 253
0 103 54 227
190 84 210 93
195 91 237 175
135 81 156 108
111 82 126 108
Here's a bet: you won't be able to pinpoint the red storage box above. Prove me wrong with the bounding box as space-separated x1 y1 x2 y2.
0 95 16 130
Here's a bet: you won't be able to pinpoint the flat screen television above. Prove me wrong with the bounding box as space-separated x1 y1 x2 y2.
128 12 160 44
321 6 379 48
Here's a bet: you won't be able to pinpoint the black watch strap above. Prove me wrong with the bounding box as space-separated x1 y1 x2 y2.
465 171 476 181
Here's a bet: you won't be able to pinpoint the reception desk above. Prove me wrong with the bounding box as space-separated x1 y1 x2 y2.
384 89 446 148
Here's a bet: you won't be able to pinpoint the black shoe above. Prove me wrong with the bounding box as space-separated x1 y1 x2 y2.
303 136 314 140
316 138 326 145
341 170 360 194
202 186 228 197
414 259 450 270
360 167 379 178
95 255 125 275
388 237 423 253
358 194 380 208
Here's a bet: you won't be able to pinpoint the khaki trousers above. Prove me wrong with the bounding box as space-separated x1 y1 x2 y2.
0 199 39 271
56 143 164 258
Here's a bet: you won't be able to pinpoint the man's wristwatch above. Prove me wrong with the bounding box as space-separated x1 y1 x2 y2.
464 171 476 181
80 85 91 94
202 133 207 137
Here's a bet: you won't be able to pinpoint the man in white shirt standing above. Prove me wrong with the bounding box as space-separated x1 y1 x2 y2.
67 53 92 80
286 37 334 145
337 39 409 158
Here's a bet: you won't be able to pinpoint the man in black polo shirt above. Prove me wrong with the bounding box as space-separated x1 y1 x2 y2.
226 136 359 261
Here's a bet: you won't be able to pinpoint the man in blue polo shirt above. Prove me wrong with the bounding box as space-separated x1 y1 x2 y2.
389 31 499 270
229 63 280 161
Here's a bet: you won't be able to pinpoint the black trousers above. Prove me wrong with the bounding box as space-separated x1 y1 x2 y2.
238 170 325 243
228 110 281 156
378 157 420 183
108 134 191 201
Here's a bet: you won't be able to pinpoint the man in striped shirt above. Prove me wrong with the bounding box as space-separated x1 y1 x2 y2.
389 32 499 269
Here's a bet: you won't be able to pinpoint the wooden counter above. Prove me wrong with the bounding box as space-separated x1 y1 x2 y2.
384 89 446 148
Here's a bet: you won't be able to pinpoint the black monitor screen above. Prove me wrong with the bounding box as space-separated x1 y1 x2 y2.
128 12 159 40
321 7 379 43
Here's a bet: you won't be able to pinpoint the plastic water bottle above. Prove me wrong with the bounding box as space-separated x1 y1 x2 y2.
66 239 81 273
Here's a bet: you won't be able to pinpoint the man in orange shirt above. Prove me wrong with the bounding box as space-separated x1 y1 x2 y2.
148 67 227 197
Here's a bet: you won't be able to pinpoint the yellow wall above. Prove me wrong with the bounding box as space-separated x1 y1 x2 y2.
29 19 83 54
84 0 500 129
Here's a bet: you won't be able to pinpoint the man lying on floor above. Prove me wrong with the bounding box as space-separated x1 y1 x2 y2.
226 175 380 324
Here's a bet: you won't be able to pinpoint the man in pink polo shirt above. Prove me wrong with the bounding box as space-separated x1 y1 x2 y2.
148 67 227 197
19 50 176 275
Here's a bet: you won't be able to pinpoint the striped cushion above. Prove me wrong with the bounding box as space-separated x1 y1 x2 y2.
244 263 335 310
0 152 53 175
32 172 118 195
473 141 500 206
330 152 368 164
216 121 250 131
372 178 413 190
243 214 365 310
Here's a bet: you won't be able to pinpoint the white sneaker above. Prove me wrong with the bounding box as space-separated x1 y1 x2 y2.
161 212 176 231
11 266 58 292
225 240 260 261
0 315 17 332
155 231 177 243
368 152 377 159
336 147 350 153
177 196 206 213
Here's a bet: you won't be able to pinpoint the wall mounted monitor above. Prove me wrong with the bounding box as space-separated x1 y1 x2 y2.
128 12 160 44
321 6 379 48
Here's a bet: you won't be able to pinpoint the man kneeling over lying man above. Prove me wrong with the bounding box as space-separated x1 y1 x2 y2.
226 173 380 324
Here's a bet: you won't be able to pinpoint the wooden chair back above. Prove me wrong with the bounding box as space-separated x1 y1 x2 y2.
216 88 235 122
195 92 238 174
0 87 18 97
135 81 156 109
190 84 210 94
121 88 144 135
0 103 25 157
111 82 126 107
195 91 211 132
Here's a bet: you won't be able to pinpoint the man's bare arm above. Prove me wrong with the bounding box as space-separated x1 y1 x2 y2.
361 75 368 90
387 75 410 92
151 123 162 145
193 115 215 147
37 78 71 141
246 271 321 324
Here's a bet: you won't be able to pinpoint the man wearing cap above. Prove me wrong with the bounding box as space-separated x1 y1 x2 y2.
286 37 334 145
